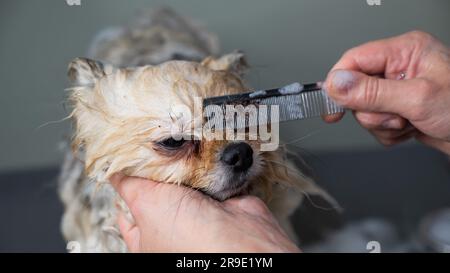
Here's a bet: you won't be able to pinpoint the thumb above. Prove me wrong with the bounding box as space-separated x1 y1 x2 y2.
325 69 422 117
110 174 161 209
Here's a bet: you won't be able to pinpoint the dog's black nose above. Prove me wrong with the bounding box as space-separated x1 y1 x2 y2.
221 142 253 172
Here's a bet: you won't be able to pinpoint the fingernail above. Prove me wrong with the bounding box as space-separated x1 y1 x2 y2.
329 70 356 96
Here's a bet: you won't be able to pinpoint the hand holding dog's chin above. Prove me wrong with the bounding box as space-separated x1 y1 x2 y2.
110 174 300 253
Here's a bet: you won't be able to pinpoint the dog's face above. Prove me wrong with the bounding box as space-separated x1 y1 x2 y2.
68 53 301 200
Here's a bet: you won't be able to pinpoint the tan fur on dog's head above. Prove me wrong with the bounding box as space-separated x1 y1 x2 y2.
67 52 324 201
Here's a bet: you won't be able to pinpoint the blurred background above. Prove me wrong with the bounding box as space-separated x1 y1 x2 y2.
1 0 450 252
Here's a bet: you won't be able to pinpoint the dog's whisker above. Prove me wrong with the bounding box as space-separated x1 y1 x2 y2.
263 159 305 177
293 186 339 211
34 116 72 132
282 129 322 146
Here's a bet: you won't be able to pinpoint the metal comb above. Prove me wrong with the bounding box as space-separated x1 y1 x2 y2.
203 82 345 129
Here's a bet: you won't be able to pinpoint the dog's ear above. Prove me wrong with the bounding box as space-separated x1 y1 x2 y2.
201 51 248 76
68 58 112 87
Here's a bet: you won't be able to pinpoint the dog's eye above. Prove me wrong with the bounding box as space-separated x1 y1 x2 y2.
157 137 186 149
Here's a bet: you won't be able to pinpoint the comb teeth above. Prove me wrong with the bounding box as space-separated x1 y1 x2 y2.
264 89 344 120
204 89 344 130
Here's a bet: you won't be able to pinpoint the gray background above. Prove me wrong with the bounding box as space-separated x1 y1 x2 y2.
1 0 450 172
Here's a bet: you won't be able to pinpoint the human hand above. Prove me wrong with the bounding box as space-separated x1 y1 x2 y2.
110 174 300 253
324 31 450 154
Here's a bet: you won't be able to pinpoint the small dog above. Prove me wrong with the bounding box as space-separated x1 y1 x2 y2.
59 8 334 252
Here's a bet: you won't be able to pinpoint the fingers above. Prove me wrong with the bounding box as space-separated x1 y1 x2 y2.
325 31 439 121
117 212 141 252
325 69 427 118
370 127 417 146
110 174 165 229
110 174 216 252
370 125 417 146
312 99 420 147
352 111 415 146
322 32 420 124
354 112 407 130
